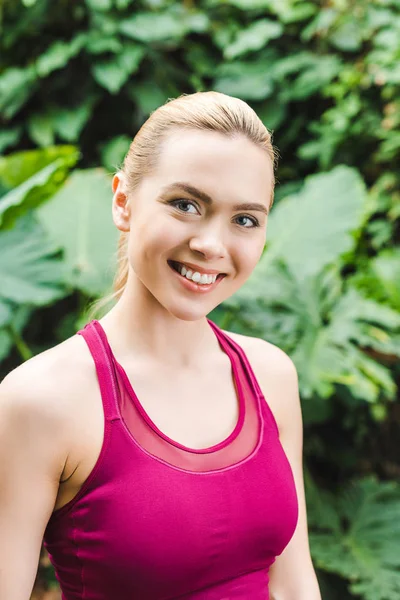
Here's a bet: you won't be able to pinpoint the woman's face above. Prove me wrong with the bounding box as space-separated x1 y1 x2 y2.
113 128 273 321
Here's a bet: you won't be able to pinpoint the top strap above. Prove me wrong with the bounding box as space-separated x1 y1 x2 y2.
77 320 121 422
207 319 265 401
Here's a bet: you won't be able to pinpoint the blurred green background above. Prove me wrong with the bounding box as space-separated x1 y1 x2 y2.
1 0 400 599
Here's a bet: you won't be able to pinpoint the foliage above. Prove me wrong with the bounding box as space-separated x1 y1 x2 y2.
1 0 400 598
307 474 400 600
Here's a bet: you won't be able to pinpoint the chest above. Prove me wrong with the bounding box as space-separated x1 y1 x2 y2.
119 357 240 449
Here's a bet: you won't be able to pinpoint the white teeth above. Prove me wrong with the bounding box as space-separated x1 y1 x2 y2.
192 272 201 283
176 263 218 285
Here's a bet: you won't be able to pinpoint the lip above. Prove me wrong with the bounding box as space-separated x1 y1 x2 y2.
168 261 225 293
168 260 226 275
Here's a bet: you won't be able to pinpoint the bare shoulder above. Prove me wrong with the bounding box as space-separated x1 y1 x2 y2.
223 329 297 375
222 329 299 434
1 332 93 413
0 332 96 469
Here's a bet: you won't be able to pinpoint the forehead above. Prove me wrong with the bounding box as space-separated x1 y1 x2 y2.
151 129 273 207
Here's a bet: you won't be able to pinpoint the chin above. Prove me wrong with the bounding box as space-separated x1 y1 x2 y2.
159 297 217 322
167 305 211 322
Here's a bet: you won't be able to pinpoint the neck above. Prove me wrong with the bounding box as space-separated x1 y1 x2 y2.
98 275 221 369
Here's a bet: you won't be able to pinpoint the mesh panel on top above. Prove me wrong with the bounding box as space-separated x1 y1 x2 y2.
108 322 262 473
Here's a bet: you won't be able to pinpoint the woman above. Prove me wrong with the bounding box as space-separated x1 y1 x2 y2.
0 92 321 600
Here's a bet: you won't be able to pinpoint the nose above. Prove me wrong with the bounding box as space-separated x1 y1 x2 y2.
188 224 227 261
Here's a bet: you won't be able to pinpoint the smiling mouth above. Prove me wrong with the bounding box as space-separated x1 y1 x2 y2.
167 260 226 283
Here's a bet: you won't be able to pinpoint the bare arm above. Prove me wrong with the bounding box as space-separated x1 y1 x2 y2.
265 353 321 600
228 332 321 600
0 365 68 600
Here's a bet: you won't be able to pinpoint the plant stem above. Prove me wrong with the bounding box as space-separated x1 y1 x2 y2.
8 324 33 362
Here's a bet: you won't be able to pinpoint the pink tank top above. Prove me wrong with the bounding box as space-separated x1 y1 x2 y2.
43 318 298 600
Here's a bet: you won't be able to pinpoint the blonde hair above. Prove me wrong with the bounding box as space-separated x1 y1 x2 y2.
86 91 277 321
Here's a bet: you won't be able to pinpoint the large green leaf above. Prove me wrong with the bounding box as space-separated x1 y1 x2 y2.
0 147 79 230
224 260 400 404
350 248 400 312
257 166 367 281
36 169 119 296
0 300 13 329
0 214 68 306
308 476 400 600
0 146 78 189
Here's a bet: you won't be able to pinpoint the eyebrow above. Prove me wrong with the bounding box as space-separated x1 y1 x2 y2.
160 182 269 215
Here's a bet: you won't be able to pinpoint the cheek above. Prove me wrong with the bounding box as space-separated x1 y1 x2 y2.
128 218 180 269
238 239 265 274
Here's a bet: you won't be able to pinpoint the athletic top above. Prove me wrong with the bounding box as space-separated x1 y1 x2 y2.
43 318 298 600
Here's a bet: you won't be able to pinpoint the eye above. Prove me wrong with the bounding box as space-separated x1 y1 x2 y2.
235 215 260 228
168 199 199 214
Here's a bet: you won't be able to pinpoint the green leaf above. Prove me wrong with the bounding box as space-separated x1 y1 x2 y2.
128 80 169 114
115 0 135 8
301 8 338 42
0 66 37 120
282 55 342 100
0 214 68 306
0 146 77 189
52 97 97 142
92 44 145 93
36 34 87 78
0 128 22 154
0 304 31 362
330 20 364 52
256 97 287 129
0 300 13 329
279 2 317 24
85 0 112 10
309 477 400 600
36 169 119 296
85 32 123 55
223 19 283 60
214 54 276 100
257 166 367 280
350 248 400 313
120 12 188 43
206 0 278 9
27 112 55 147
101 135 131 171
0 147 79 229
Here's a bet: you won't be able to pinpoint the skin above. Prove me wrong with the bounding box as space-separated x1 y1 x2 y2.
0 128 321 600
102 128 271 364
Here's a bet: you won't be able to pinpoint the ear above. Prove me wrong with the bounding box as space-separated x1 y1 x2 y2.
112 172 130 233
